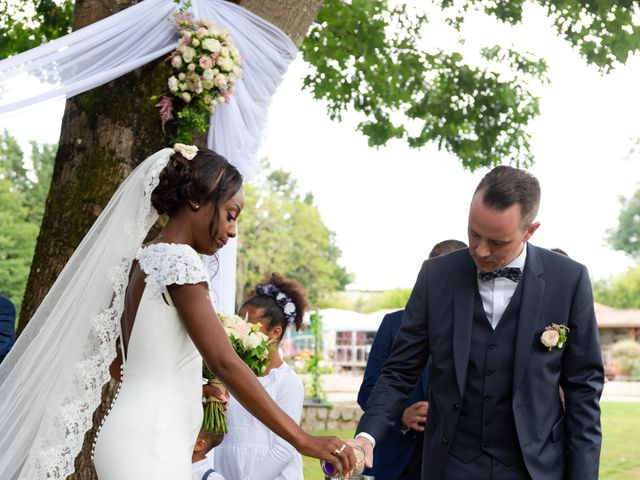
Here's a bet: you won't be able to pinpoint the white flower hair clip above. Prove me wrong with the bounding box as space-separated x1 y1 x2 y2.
173 143 199 160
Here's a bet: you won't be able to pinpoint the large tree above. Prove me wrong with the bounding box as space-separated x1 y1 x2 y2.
237 164 352 306
607 188 640 260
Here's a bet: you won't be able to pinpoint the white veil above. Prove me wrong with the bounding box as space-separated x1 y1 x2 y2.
0 148 173 479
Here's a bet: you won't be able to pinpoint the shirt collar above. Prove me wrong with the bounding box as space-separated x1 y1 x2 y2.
505 242 527 270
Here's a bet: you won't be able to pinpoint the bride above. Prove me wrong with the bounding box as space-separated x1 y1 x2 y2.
0 145 356 479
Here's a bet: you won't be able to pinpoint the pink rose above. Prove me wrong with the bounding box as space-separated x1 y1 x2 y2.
540 329 560 349
199 56 213 70
171 55 183 69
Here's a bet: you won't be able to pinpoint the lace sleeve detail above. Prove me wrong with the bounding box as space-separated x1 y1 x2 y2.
136 243 209 299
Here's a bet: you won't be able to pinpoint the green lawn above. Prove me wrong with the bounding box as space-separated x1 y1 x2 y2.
302 402 640 479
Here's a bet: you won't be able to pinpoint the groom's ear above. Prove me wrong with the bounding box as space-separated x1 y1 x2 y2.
523 221 541 242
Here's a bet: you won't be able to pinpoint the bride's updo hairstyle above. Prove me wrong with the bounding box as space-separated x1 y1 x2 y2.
242 273 308 341
151 146 243 221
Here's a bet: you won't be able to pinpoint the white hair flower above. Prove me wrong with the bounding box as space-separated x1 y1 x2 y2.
173 143 198 160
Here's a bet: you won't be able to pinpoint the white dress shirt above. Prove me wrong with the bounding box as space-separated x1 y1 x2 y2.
477 244 527 329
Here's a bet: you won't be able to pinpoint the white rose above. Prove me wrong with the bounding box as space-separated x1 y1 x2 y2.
174 143 198 160
217 56 234 72
178 82 187 91
202 68 215 81
202 79 214 90
276 293 286 301
214 74 227 89
181 92 192 103
217 96 226 104
220 46 229 57
540 329 560 349
181 46 196 63
171 55 183 69
187 63 196 72
191 38 200 48
178 72 186 81
243 332 262 350
167 76 179 92
202 38 222 53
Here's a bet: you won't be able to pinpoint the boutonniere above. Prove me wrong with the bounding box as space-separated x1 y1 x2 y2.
540 323 570 351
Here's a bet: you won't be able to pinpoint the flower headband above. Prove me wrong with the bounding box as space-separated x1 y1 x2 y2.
173 143 198 160
256 284 296 324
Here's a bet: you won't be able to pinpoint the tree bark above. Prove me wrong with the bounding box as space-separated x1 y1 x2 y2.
15 0 321 478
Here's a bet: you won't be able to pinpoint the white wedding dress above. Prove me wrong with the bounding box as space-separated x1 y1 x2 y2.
93 243 208 479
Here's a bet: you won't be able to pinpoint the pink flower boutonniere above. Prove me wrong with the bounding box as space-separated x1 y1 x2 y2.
540 323 570 351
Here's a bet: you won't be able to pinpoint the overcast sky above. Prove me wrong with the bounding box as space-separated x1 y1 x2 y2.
1 3 639 290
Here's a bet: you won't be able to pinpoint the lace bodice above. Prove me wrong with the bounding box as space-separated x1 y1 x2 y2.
136 243 209 299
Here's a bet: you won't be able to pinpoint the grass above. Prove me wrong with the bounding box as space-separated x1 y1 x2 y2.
600 401 640 479
301 402 640 479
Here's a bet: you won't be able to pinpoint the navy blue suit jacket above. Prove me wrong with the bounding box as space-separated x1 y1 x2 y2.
357 245 604 480
0 294 16 364
358 310 429 480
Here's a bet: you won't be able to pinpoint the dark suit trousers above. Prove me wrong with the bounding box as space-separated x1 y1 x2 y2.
443 453 531 480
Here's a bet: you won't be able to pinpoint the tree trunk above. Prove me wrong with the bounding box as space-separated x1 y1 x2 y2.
15 0 321 478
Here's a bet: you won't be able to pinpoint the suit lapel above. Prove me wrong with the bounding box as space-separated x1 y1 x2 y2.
452 256 476 397
512 244 545 396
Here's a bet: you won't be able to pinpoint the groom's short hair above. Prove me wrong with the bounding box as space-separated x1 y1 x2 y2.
474 165 540 229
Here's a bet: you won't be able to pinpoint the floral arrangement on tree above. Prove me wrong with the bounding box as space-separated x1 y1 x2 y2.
155 11 243 143
202 312 270 434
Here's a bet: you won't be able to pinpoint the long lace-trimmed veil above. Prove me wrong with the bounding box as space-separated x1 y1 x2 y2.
0 149 173 479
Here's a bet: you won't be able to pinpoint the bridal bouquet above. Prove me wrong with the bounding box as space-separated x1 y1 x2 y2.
155 12 243 143
202 312 270 433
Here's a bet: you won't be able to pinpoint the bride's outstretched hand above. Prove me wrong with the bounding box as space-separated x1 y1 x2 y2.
296 432 356 478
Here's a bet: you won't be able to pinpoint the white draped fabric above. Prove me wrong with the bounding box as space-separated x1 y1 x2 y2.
0 1 296 478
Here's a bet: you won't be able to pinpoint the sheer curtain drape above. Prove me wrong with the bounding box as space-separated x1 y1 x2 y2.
0 0 296 477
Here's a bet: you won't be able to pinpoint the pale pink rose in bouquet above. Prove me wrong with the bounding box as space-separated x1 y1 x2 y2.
187 63 196 72
171 55 183 69
199 56 213 70
196 27 209 37
181 92 192 103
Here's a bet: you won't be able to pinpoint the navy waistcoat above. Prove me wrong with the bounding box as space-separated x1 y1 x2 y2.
449 281 524 466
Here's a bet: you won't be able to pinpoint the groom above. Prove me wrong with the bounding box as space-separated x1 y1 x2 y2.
353 166 604 480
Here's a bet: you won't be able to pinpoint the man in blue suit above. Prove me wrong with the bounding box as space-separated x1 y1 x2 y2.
352 166 604 480
0 294 16 364
358 240 467 479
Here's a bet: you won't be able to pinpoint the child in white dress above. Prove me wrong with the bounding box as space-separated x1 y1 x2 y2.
216 274 308 480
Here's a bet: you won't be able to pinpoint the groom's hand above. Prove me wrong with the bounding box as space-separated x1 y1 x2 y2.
349 436 374 469
402 400 428 431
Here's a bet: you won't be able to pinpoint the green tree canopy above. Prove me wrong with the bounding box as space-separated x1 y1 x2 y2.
3 0 639 171
0 131 55 313
237 163 352 306
593 263 640 309
607 188 640 260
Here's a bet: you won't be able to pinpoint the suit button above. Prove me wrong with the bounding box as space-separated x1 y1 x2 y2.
484 442 492 448
486 369 495 376
483 420 492 426
453 403 460 411
484 395 492 402
488 343 497 350
442 437 449 445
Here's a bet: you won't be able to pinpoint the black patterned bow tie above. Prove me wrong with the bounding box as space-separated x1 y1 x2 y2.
478 267 522 283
